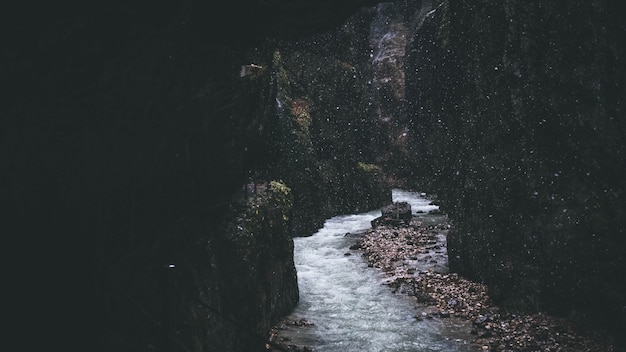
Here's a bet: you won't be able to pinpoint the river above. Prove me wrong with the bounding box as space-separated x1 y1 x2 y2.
275 189 473 351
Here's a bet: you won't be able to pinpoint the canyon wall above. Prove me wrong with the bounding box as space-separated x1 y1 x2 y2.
3 2 384 351
269 10 391 235
401 0 626 343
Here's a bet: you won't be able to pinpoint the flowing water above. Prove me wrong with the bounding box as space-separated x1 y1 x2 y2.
277 189 473 351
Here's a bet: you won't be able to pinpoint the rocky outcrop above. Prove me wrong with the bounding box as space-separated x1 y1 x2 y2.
207 181 299 351
2 2 387 351
267 13 392 235
400 0 626 344
371 201 413 227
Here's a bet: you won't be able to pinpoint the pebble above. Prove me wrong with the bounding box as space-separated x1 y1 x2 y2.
354 216 616 352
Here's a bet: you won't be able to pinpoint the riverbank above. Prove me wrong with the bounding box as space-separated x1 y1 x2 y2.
354 212 617 352
264 192 476 352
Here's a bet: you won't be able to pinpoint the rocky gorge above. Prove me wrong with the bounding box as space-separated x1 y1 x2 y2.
401 1 626 345
4 0 625 351
355 208 617 351
268 195 618 351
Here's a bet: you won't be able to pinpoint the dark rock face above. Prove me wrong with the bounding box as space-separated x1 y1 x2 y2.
209 181 299 351
2 2 384 351
400 0 626 344
368 1 415 181
267 12 392 235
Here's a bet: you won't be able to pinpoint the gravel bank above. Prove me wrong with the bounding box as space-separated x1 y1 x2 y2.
353 214 617 352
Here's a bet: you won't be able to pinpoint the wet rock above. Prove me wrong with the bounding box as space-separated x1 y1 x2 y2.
382 202 412 220
344 232 365 238
267 318 316 351
267 341 316 352
349 242 362 250
371 201 412 227
291 318 314 327
438 311 451 318
474 315 489 326
415 292 435 304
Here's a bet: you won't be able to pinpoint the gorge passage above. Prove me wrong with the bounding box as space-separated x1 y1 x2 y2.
4 0 624 351
270 190 472 352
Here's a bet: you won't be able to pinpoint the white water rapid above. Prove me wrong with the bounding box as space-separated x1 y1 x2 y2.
277 189 472 351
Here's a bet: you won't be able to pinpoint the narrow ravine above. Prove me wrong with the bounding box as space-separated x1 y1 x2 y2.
271 189 473 351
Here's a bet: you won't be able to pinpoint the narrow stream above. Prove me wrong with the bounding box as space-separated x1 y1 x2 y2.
277 189 472 351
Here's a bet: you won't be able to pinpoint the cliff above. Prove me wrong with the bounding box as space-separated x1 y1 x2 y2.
2 1 385 351
269 12 391 234
401 0 626 343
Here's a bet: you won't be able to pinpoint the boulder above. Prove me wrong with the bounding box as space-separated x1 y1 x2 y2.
371 201 412 227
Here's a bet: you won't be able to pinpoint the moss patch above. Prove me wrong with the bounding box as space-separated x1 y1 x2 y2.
358 161 381 173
